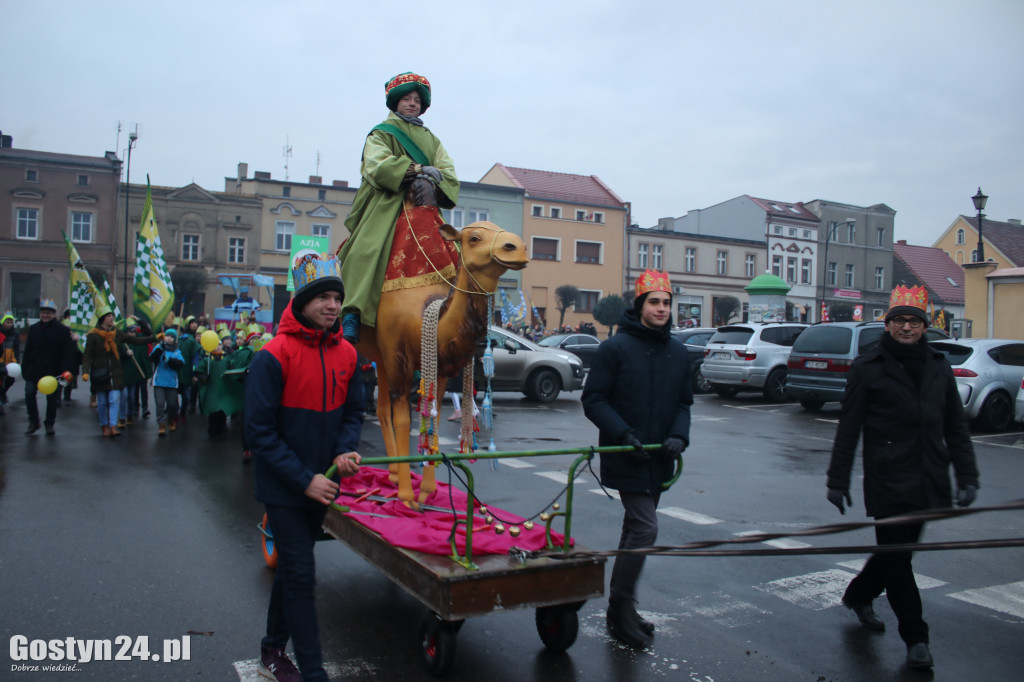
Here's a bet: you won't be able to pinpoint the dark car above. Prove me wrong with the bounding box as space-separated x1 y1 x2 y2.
537 333 601 370
786 321 950 411
671 327 718 394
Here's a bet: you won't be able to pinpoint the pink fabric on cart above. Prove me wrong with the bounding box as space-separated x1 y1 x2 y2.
333 467 570 555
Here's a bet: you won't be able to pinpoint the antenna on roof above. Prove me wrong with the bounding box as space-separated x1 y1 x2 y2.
316 150 321 177
283 136 293 180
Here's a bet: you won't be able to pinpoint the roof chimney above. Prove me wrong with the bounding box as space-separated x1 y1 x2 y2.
237 162 248 180
0 132 12 148
1008 218 1021 226
332 180 349 188
309 175 322 185
254 171 271 180
897 239 907 245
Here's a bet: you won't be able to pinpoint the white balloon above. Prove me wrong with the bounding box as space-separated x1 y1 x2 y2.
5 362 21 378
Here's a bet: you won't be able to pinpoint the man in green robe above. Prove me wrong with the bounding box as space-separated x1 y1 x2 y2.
338 72 459 343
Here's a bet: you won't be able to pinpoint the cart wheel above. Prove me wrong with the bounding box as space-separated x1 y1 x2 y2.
418 613 458 676
535 604 579 652
260 513 278 569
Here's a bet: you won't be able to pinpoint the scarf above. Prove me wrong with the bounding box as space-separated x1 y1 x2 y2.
92 328 120 360
395 112 424 127
881 332 927 388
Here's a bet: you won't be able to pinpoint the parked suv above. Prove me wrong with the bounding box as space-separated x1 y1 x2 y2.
701 322 808 401
787 321 950 411
482 326 585 402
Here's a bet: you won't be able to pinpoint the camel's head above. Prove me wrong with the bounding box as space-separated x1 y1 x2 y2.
440 221 528 274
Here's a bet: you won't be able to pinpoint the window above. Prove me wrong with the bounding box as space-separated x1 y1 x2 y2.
228 237 246 264
532 237 559 261
745 254 756 278
71 212 93 242
16 208 39 239
827 262 837 286
876 227 885 247
318 189 326 201
576 210 586 221
773 225 783 234
311 223 331 241
637 243 648 268
275 221 295 251
848 222 856 242
466 209 488 224
593 212 604 224
971 249 978 263
25 169 38 182
181 234 200 261
77 174 89 186
873 308 885 321
685 247 696 273
801 258 812 284
10 272 41 317
789 227 797 236
803 230 811 239
652 244 663 270
576 290 599 313
531 205 543 217
717 251 728 275
282 186 291 197
772 254 783 277
845 264 855 287
550 207 561 219
786 257 797 283
575 241 601 264
956 228 965 245
875 267 884 290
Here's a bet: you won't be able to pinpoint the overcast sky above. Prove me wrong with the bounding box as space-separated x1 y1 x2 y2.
4 1 1021 247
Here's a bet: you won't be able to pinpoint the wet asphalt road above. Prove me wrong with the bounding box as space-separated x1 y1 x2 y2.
1 386 1022 681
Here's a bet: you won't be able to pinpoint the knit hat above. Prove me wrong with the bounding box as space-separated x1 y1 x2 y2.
291 251 344 314
385 72 431 114
164 328 177 338
1 312 13 325
885 285 929 323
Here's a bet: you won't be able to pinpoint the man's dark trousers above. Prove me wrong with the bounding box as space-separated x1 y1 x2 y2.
25 381 59 427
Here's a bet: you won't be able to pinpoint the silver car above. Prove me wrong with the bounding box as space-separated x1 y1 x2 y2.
931 338 1024 431
1015 376 1024 426
701 322 808 401
484 326 585 403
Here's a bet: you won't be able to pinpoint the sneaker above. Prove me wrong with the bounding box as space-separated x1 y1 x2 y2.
257 646 301 682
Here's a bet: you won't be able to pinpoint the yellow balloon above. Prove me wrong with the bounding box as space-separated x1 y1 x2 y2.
38 376 58 395
200 329 221 352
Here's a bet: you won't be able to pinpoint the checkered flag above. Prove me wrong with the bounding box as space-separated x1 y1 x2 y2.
63 230 110 349
133 178 175 328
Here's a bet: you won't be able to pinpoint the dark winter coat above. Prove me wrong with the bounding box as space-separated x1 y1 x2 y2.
82 329 156 393
582 309 693 494
245 305 363 508
21 319 75 383
827 335 979 518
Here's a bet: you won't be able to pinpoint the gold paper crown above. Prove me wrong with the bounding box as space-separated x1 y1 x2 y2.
292 252 342 291
888 285 928 311
635 269 672 298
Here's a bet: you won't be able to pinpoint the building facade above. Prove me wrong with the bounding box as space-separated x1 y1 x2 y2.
479 164 628 332
933 215 1024 268
0 135 122 318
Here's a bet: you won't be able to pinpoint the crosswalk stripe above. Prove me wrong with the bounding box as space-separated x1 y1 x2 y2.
589 487 620 499
948 581 1024 619
755 569 856 611
234 658 369 680
834 560 947 589
535 471 586 485
734 530 812 550
497 458 534 468
657 506 723 525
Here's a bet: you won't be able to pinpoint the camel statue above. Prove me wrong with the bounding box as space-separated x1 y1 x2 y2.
354 221 527 506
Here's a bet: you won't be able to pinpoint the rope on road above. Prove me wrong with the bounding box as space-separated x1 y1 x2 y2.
532 498 1024 560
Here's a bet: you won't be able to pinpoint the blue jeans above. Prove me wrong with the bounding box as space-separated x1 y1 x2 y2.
263 504 329 682
96 389 120 427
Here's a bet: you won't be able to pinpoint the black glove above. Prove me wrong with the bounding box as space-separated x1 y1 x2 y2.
420 165 443 185
827 488 853 515
955 485 977 508
661 437 686 460
620 432 649 463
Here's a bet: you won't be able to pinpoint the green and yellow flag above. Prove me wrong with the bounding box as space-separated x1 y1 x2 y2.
133 178 175 329
64 230 119 348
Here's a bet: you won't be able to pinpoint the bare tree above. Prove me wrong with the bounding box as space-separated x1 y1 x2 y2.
555 284 579 329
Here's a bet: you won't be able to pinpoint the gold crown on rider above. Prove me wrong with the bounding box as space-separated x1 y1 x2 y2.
635 270 672 298
292 252 342 291
885 285 929 323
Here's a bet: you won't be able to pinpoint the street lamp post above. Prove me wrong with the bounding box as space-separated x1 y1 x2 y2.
122 128 138 313
819 219 855 322
972 187 988 263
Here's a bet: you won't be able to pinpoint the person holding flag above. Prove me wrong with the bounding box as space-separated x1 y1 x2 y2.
81 310 155 438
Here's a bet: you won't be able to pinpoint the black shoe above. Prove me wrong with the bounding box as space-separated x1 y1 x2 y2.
45 425 55 436
637 612 655 635
143 410 151 419
25 422 40 435
906 642 933 668
842 596 885 631
342 313 360 344
607 601 653 649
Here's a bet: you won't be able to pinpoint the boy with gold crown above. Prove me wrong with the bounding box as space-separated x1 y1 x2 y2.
582 269 693 649
826 285 979 669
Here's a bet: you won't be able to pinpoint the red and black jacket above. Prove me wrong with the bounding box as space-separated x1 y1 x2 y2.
245 305 363 508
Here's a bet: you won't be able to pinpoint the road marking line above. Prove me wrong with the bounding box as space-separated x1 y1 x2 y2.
590 487 619 499
497 458 534 468
678 594 773 628
535 471 587 485
235 659 371 680
948 581 1024 619
835 560 947 589
658 506 723 525
755 569 857 610
735 530 812 549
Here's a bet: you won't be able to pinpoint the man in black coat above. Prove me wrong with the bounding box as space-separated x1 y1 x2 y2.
826 285 979 670
583 269 692 649
21 299 75 435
